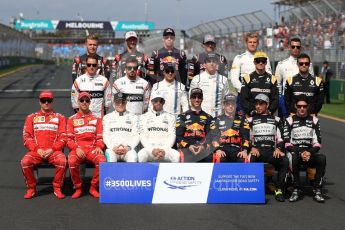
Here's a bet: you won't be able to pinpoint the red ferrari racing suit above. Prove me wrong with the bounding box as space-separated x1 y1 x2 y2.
67 111 106 189
21 110 67 189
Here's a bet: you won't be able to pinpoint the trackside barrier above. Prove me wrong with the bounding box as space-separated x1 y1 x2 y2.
100 163 265 204
330 79 345 103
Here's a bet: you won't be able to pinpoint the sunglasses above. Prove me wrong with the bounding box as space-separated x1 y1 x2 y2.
191 95 203 99
298 62 310 66
163 35 175 40
40 99 53 104
86 63 97 67
296 104 308 109
126 66 138 71
291 45 301 49
254 58 267 64
152 98 164 103
165 69 175 74
79 99 91 103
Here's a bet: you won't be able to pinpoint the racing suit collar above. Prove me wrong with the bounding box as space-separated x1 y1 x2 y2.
191 107 202 114
115 110 127 116
163 78 175 85
289 55 298 61
38 110 54 116
246 50 255 57
77 110 92 117
87 73 97 78
150 108 164 116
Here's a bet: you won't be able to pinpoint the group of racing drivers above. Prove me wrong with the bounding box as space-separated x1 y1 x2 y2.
21 28 326 203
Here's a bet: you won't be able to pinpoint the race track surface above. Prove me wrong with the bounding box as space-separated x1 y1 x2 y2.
0 65 344 230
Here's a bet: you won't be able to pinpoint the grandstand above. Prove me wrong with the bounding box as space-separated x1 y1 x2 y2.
141 1 345 78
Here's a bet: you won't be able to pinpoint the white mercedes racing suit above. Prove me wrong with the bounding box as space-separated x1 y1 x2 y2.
71 73 112 118
138 109 179 162
150 79 189 116
112 76 151 115
230 50 272 92
102 110 139 162
189 71 229 117
275 55 314 95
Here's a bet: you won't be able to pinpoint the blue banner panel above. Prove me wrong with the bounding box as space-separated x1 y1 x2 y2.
207 163 265 203
15 20 56 30
100 163 159 204
111 21 155 31
100 163 265 204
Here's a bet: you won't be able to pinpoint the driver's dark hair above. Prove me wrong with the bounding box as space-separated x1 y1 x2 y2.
295 94 309 105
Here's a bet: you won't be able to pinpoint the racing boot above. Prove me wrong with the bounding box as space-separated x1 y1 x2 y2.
71 188 83 199
288 189 300 202
89 186 100 198
274 189 285 202
53 187 65 199
24 188 36 199
313 188 325 203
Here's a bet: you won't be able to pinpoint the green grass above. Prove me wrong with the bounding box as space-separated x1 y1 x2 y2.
320 101 345 119
0 64 38 76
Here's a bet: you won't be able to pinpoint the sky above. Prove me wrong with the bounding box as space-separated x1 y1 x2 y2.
1 0 277 30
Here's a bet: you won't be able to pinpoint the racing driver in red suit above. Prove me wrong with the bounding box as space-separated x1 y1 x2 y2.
21 90 67 199
67 92 106 199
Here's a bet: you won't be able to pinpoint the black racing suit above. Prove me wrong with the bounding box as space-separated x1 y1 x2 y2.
110 50 152 85
147 47 187 86
248 114 289 190
240 71 279 116
211 113 250 162
176 110 214 162
284 74 324 115
188 52 228 88
71 53 110 83
284 115 326 189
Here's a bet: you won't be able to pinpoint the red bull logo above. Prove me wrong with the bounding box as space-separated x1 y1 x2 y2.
186 123 204 131
221 129 239 137
160 56 179 64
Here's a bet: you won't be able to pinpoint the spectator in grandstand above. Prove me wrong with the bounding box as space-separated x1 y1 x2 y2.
211 94 250 163
247 94 288 202
147 28 187 86
284 53 324 115
112 57 151 115
67 92 106 199
284 95 326 203
240 51 279 116
275 37 314 117
71 54 112 118
150 62 189 116
187 34 228 88
71 33 110 82
110 31 150 85
176 88 214 162
320 60 333 104
189 53 229 117
230 32 272 94
103 92 139 162
21 91 67 199
138 91 179 162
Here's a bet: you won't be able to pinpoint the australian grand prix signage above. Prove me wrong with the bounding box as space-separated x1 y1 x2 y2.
15 19 155 31
56 21 113 30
